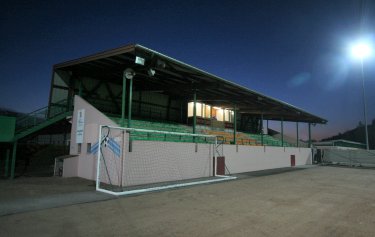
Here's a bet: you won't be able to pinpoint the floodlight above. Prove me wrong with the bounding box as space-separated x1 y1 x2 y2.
148 68 156 77
351 42 372 59
156 59 166 69
135 56 145 65
124 68 135 80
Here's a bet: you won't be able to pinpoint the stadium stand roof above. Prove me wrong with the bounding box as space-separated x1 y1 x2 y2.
54 44 327 124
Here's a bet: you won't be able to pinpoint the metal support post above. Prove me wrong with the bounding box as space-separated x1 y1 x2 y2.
214 136 217 176
233 105 237 144
261 114 264 146
127 78 133 128
360 59 369 150
296 122 299 147
78 79 83 97
10 140 18 179
4 149 10 177
308 123 312 148
193 91 197 134
121 71 127 127
281 119 284 147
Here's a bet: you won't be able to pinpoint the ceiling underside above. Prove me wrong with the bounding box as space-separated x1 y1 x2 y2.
54 44 327 124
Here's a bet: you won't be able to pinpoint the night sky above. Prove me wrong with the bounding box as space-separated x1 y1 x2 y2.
1 0 375 140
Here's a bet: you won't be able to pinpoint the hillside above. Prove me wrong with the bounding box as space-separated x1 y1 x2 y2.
322 119 375 149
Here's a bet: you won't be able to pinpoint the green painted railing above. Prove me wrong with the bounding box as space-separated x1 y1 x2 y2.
109 116 299 147
16 99 70 134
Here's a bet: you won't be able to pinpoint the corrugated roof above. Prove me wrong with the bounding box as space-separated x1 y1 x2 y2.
54 43 327 124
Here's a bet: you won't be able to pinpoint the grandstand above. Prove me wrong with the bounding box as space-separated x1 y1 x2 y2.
1 44 327 194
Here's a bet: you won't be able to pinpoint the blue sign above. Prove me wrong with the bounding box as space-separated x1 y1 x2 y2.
91 137 121 158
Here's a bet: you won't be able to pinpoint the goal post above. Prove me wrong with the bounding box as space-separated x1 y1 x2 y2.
95 125 236 196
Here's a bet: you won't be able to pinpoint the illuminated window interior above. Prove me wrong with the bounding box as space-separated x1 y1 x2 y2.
188 102 233 122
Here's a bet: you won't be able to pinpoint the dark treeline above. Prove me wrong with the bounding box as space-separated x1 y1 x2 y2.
322 119 375 149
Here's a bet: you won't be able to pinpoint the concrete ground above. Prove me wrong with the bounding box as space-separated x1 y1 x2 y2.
1 165 375 236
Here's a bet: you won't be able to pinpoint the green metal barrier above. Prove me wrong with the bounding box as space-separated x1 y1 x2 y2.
16 99 69 133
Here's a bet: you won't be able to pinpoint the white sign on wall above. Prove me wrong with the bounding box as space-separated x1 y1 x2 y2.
76 109 85 143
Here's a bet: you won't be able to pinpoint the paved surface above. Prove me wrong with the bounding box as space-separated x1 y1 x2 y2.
0 176 113 215
1 166 375 236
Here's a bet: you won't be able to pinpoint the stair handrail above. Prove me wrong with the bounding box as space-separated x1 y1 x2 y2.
16 99 69 133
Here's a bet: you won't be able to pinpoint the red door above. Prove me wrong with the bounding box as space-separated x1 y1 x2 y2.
291 155 295 167
214 156 225 175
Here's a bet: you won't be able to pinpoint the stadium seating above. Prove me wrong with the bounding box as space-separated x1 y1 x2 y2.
110 117 192 133
201 130 259 145
246 133 294 147
201 130 294 147
110 117 293 146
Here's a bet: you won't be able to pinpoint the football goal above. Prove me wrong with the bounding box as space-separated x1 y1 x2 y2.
96 125 236 196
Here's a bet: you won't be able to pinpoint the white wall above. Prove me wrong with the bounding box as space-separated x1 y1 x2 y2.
223 145 312 174
63 95 312 183
99 138 213 187
63 95 117 180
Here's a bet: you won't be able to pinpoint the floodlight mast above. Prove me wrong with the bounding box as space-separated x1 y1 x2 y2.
351 42 371 150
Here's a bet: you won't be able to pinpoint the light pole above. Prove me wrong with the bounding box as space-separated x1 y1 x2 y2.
351 42 371 150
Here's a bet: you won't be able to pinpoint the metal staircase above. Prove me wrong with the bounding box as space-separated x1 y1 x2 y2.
4 100 73 178
15 100 72 140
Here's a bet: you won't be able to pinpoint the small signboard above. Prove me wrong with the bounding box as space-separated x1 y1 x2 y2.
76 109 85 143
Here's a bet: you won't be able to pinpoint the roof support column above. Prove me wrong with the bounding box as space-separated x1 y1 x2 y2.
193 90 197 134
78 78 83 97
127 77 133 128
10 140 18 179
296 122 299 148
308 123 312 148
138 91 142 118
121 70 127 127
281 119 284 147
4 148 10 178
166 97 172 121
233 105 237 144
261 114 264 146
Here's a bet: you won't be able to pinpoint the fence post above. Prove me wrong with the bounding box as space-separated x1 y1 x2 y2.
10 140 18 179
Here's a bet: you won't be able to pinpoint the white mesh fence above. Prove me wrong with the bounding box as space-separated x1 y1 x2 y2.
96 125 235 196
321 148 375 167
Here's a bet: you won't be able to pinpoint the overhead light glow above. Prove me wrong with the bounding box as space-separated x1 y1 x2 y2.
351 42 372 59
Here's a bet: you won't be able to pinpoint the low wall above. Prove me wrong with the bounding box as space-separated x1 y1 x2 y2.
100 139 213 187
224 145 312 174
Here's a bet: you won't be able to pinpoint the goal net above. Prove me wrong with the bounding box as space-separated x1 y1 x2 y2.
96 125 235 196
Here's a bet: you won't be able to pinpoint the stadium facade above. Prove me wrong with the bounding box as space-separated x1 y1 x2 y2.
1 44 327 186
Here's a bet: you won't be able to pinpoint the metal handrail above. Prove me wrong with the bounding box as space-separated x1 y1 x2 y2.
15 99 70 133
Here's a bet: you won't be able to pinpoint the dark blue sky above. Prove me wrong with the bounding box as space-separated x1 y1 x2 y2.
1 0 375 140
